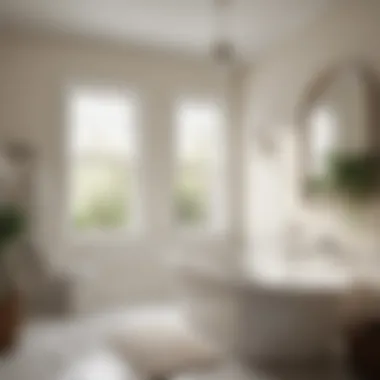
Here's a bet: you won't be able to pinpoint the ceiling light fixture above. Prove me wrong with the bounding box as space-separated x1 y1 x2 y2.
211 0 236 66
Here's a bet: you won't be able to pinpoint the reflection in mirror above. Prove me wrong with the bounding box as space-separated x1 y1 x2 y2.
301 64 375 191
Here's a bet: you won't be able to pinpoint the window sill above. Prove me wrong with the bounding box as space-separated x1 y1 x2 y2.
174 227 229 242
65 228 144 247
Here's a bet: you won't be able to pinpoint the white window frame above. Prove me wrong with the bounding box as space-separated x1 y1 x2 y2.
63 83 143 243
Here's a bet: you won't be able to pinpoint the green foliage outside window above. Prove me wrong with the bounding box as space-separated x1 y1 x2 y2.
72 160 131 230
72 159 209 230
175 164 207 226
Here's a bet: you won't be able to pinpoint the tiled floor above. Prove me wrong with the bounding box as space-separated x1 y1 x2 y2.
0 308 351 380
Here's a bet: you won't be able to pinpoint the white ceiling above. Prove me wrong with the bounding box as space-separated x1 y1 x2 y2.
0 0 338 59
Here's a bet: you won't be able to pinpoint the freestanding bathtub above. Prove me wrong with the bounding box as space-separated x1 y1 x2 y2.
178 258 348 365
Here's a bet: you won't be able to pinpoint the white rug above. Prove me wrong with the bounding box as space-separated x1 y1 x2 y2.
0 307 221 380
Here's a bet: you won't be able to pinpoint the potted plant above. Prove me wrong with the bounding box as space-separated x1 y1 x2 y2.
0 202 26 353
0 203 26 352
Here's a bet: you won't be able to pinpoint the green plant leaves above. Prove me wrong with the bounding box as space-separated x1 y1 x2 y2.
0 204 26 253
305 152 380 201
329 153 380 199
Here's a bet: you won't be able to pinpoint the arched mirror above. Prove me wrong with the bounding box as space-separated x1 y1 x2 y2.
299 63 380 197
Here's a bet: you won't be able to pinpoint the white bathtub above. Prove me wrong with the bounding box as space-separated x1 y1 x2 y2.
178 260 344 364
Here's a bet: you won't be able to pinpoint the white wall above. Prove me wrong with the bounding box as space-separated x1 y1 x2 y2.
244 0 380 250
0 32 246 312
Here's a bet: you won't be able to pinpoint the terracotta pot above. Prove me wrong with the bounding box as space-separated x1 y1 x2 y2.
346 319 380 380
0 291 20 353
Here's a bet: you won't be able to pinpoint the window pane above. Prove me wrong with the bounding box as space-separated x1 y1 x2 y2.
71 159 131 230
70 89 135 157
175 102 224 228
175 163 208 226
68 88 137 232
